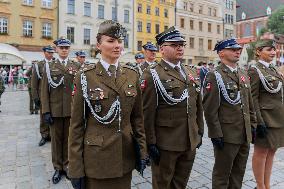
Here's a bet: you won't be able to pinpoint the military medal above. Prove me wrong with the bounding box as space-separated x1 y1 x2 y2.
94 101 102 113
196 87 201 92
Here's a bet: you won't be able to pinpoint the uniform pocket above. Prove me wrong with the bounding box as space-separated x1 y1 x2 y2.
84 135 104 146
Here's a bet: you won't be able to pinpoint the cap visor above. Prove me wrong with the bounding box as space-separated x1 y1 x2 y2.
164 37 186 43
225 44 242 49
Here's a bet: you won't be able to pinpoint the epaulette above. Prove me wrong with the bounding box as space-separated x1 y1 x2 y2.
82 64 96 72
150 63 158 69
122 64 138 73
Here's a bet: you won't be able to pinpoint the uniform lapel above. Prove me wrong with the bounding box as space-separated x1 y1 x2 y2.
116 64 127 91
257 62 282 80
220 63 239 83
96 62 119 93
160 60 186 83
54 59 67 73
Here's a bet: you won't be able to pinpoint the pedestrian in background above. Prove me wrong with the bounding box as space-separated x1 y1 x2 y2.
248 39 284 189
0 74 5 112
203 38 257 189
140 42 158 72
68 20 147 189
26 66 37 114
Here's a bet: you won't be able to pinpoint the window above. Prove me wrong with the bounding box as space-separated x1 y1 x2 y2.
189 3 194 12
124 10 129 23
0 18 8 34
256 22 264 36
213 8 217 16
146 5 151 14
242 12 246 20
137 41 143 51
67 0 75 14
164 25 168 30
208 39 212 50
190 20 194 30
155 7 159 16
180 18 185 28
23 20 33 37
42 0 52 8
199 21 202 31
208 23 212 32
244 23 251 37
198 5 203 14
231 15 234 24
230 1 234 10
84 28 90 45
155 24 159 34
164 9 168 17
98 5 104 19
124 33 129 48
217 25 220 34
267 6 272 15
146 23 151 33
199 38 204 50
138 4 142 13
84 2 91 16
23 0 33 6
184 2 188 10
189 37 194 48
225 14 228 23
208 7 212 16
137 21 142 32
42 22 52 37
112 7 117 21
67 26 75 43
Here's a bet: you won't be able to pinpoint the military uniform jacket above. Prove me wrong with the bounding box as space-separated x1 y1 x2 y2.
31 60 45 100
26 67 32 89
41 59 80 117
68 62 147 179
203 63 257 144
142 60 204 151
248 62 284 128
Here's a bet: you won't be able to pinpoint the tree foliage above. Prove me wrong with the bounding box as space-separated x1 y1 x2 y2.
267 6 284 34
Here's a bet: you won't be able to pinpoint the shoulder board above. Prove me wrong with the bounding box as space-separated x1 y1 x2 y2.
82 64 96 72
150 63 158 69
122 64 138 73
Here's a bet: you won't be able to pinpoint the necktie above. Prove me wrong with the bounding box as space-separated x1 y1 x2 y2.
108 65 117 83
174 66 184 79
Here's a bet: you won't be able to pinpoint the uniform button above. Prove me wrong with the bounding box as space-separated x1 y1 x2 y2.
127 92 131 95
86 141 89 144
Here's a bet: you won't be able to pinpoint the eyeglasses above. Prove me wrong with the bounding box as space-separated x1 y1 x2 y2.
59 46 70 50
162 43 186 48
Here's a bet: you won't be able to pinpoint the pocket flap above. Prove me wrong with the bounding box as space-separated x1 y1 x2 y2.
260 104 275 110
84 136 104 146
125 88 137 97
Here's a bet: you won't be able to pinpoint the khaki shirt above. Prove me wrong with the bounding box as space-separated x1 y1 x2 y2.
248 62 284 128
41 59 80 117
68 62 147 179
203 63 257 144
142 60 204 151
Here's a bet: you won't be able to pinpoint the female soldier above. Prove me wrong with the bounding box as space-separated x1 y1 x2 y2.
68 20 148 189
248 39 284 189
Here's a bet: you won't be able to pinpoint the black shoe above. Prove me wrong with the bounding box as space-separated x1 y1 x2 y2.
61 170 70 180
52 170 62 184
35 111 39 114
46 136 51 141
38 137 47 146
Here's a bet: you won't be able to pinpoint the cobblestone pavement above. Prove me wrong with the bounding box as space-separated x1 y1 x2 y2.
1 91 284 189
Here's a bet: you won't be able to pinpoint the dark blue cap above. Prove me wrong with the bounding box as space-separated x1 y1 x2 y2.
142 42 158 51
53 37 71 47
214 38 242 53
135 53 145 59
156 26 186 46
42 45 55 53
75 50 86 57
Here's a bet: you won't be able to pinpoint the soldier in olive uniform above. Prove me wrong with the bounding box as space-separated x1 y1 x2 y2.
248 39 284 189
142 26 204 189
126 53 144 77
26 65 37 114
41 38 80 184
68 20 148 189
202 38 257 189
75 50 89 70
31 45 54 146
140 42 158 72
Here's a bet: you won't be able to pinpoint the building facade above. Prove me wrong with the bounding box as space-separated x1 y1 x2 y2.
0 0 58 51
58 0 134 60
134 0 176 54
176 0 223 65
221 0 236 38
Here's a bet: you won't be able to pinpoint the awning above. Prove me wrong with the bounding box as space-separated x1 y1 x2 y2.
0 43 25 65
